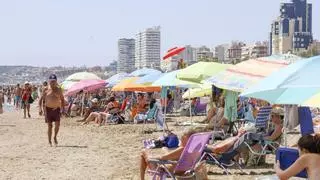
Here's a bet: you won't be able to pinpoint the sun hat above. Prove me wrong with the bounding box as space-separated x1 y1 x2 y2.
24 81 30 85
272 107 284 116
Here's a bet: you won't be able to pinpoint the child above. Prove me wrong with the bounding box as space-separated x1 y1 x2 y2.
275 134 320 180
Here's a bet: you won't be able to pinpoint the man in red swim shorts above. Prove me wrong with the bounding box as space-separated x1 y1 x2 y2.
39 74 65 146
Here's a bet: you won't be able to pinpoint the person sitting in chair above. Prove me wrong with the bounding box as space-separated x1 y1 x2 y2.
134 98 157 124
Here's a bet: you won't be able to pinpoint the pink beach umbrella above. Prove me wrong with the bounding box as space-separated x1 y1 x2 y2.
65 79 107 96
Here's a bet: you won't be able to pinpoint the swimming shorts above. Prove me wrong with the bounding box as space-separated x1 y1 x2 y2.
45 107 61 123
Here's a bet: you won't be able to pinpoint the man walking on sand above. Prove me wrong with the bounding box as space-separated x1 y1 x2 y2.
39 74 65 146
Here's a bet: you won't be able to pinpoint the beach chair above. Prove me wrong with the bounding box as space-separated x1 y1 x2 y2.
193 100 207 116
147 132 211 180
299 106 314 136
233 106 273 134
202 133 254 175
276 147 308 178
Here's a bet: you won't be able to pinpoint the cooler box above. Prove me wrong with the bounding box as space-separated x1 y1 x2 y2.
276 147 307 178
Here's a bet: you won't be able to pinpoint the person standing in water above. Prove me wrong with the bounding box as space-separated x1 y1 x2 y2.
39 74 65 146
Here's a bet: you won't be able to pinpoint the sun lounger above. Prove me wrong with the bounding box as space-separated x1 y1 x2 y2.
147 132 211 180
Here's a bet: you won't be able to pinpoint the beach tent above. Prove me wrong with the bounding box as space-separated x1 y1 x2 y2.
112 77 161 92
177 62 230 83
206 55 302 92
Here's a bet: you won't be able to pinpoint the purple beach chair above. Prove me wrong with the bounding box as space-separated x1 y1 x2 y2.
148 132 211 180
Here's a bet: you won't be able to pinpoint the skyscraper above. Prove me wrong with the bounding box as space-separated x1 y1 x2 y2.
135 26 161 69
117 38 135 73
270 0 313 54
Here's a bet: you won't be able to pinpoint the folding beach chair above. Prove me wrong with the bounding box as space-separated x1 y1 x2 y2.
147 132 211 180
276 147 308 178
202 133 255 175
193 100 207 116
233 106 273 134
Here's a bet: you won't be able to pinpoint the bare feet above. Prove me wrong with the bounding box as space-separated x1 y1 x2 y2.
49 141 52 147
54 137 58 146
28 113 31 118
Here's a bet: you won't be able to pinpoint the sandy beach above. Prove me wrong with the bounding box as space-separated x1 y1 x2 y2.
0 104 293 180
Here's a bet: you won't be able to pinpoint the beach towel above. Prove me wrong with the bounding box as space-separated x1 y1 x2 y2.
284 105 299 130
298 106 314 135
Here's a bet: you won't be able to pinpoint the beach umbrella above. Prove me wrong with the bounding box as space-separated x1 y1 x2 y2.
130 68 161 77
240 56 320 106
61 80 78 91
65 79 107 96
182 84 212 99
163 47 186 60
65 72 101 81
177 62 230 83
112 77 161 92
206 55 301 92
106 73 132 87
152 70 200 88
136 72 163 85
152 70 201 127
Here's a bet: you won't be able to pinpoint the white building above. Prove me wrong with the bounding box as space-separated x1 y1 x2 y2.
179 45 196 64
241 41 269 61
194 46 213 62
135 26 161 69
117 38 135 73
160 56 179 72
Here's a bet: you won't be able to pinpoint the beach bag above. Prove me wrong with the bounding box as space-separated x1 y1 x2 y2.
164 133 179 148
28 96 34 104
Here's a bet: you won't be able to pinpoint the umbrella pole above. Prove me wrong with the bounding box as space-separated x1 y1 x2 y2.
163 87 167 134
189 90 192 125
283 108 288 147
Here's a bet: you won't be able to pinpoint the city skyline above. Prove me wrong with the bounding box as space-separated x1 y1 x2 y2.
0 0 319 67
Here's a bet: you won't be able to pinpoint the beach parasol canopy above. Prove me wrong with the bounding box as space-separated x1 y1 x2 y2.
112 77 161 92
61 80 78 91
152 70 200 88
163 47 186 60
136 72 163 85
182 84 212 99
105 72 132 87
177 62 230 83
65 72 101 81
241 56 320 106
129 68 161 77
65 79 107 96
206 55 302 92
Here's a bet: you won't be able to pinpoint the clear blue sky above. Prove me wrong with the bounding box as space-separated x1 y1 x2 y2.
0 0 318 67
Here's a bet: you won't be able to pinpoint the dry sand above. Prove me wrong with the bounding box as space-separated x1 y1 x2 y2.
0 105 298 180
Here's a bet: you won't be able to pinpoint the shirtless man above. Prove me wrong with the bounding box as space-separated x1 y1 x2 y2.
39 74 65 146
14 84 22 109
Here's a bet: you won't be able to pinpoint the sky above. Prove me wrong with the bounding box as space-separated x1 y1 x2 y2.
0 0 319 67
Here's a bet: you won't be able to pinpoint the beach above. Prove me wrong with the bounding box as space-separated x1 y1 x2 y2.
0 105 294 180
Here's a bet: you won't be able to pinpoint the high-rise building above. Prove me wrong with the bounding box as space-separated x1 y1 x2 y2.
195 46 214 62
135 26 161 69
117 38 135 73
179 45 196 64
270 0 313 54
